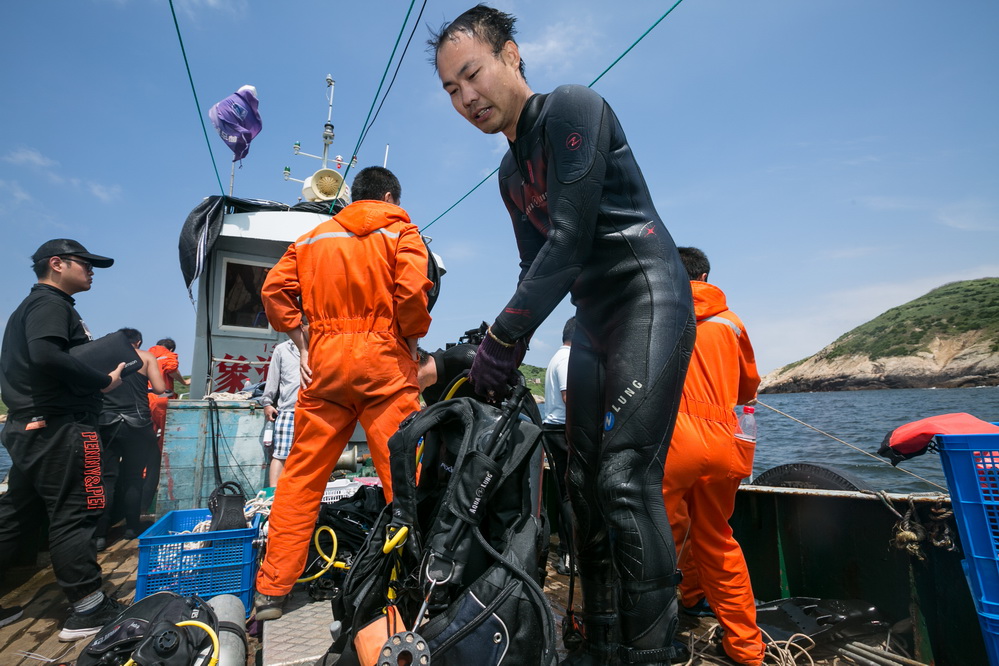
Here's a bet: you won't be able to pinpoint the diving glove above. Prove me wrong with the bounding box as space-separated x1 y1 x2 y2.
468 329 526 401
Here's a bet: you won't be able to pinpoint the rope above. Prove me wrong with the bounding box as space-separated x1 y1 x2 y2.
331 0 420 214
679 623 817 665
168 0 225 196
420 0 688 232
588 0 685 87
755 400 948 492
356 0 430 151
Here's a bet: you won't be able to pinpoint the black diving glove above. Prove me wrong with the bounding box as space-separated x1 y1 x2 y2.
468 330 526 401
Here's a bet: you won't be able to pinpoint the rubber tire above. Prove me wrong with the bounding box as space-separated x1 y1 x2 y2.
751 462 871 491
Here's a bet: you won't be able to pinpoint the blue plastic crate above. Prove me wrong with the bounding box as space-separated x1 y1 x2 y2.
935 433 999 623
974 606 999 666
136 509 261 617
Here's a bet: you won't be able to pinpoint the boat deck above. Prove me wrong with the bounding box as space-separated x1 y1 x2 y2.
1 537 882 666
1 537 143 665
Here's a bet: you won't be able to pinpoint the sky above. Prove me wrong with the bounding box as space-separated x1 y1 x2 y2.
1 0 997 377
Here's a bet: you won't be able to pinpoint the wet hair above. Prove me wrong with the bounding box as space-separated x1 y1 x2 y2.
156 338 176 351
119 327 143 346
562 317 576 344
351 166 402 204
427 4 526 80
678 247 710 281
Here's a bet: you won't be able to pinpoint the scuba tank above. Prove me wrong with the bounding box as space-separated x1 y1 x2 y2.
207 594 248 666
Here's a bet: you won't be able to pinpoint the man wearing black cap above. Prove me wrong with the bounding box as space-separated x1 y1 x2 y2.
0 239 128 641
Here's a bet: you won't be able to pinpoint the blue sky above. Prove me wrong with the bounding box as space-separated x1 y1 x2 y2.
1 0 996 376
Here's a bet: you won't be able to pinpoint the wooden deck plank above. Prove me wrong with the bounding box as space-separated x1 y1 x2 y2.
0 536 140 665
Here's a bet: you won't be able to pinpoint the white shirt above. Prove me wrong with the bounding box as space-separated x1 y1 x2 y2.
258 339 301 413
543 345 571 424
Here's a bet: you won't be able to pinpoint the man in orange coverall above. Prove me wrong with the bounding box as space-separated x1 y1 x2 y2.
254 166 432 620
143 338 189 511
662 247 764 666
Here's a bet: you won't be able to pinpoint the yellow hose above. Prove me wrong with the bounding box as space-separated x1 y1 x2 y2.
175 620 221 666
297 524 349 583
121 619 221 666
443 376 468 401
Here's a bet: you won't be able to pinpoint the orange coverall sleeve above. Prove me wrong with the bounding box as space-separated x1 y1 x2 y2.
735 320 760 405
261 242 304 333
393 225 432 339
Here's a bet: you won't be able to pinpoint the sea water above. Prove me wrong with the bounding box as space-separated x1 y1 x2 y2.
1 386 996 493
753 385 999 494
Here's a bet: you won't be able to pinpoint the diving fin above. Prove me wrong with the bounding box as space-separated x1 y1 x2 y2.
755 597 890 645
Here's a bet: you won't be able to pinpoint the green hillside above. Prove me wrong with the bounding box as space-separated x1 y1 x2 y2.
520 364 546 397
823 278 999 360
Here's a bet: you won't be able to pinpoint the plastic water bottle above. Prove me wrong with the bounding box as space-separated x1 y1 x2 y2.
262 422 274 446
735 405 757 442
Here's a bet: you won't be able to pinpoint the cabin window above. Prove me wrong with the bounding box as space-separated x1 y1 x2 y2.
220 258 271 330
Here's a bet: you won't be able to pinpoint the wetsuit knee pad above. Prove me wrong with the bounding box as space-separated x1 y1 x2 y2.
592 448 649 506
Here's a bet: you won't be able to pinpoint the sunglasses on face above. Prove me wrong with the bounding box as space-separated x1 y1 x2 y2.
60 256 93 272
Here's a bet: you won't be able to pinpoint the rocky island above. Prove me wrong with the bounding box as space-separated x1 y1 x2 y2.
760 278 999 393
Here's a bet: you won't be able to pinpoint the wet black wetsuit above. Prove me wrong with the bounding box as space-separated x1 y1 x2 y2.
491 85 695 663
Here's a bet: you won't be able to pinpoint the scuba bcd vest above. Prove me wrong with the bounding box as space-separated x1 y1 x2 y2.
324 385 557 666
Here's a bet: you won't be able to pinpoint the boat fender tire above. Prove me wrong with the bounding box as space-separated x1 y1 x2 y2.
751 462 870 491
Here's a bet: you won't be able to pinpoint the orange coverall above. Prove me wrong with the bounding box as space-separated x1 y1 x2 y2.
662 280 763 665
147 345 179 443
256 199 432 596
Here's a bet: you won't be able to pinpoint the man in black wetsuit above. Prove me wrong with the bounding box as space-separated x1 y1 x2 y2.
431 7 695 665
0 239 128 641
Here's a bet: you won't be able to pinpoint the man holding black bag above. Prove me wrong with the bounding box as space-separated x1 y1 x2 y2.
0 239 128 641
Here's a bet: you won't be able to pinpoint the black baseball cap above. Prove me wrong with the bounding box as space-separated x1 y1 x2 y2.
31 239 114 268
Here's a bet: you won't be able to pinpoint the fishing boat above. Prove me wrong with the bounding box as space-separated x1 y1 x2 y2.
3 77 996 666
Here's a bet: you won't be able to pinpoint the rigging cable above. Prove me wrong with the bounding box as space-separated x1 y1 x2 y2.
420 0 687 232
168 0 225 196
329 0 421 214
755 400 948 492
356 0 430 151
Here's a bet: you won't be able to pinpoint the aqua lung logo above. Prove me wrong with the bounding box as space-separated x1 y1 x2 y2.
611 380 644 414
604 412 615 431
469 471 494 515
525 191 548 217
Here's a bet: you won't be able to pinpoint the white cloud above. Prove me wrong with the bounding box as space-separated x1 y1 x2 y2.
519 18 598 77
0 179 32 206
936 199 998 231
3 147 57 169
754 264 999 373
173 0 247 21
841 155 881 166
855 195 923 212
88 183 122 203
854 194 998 232
1 147 121 204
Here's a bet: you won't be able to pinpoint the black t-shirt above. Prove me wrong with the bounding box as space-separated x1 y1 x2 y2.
0 284 109 418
